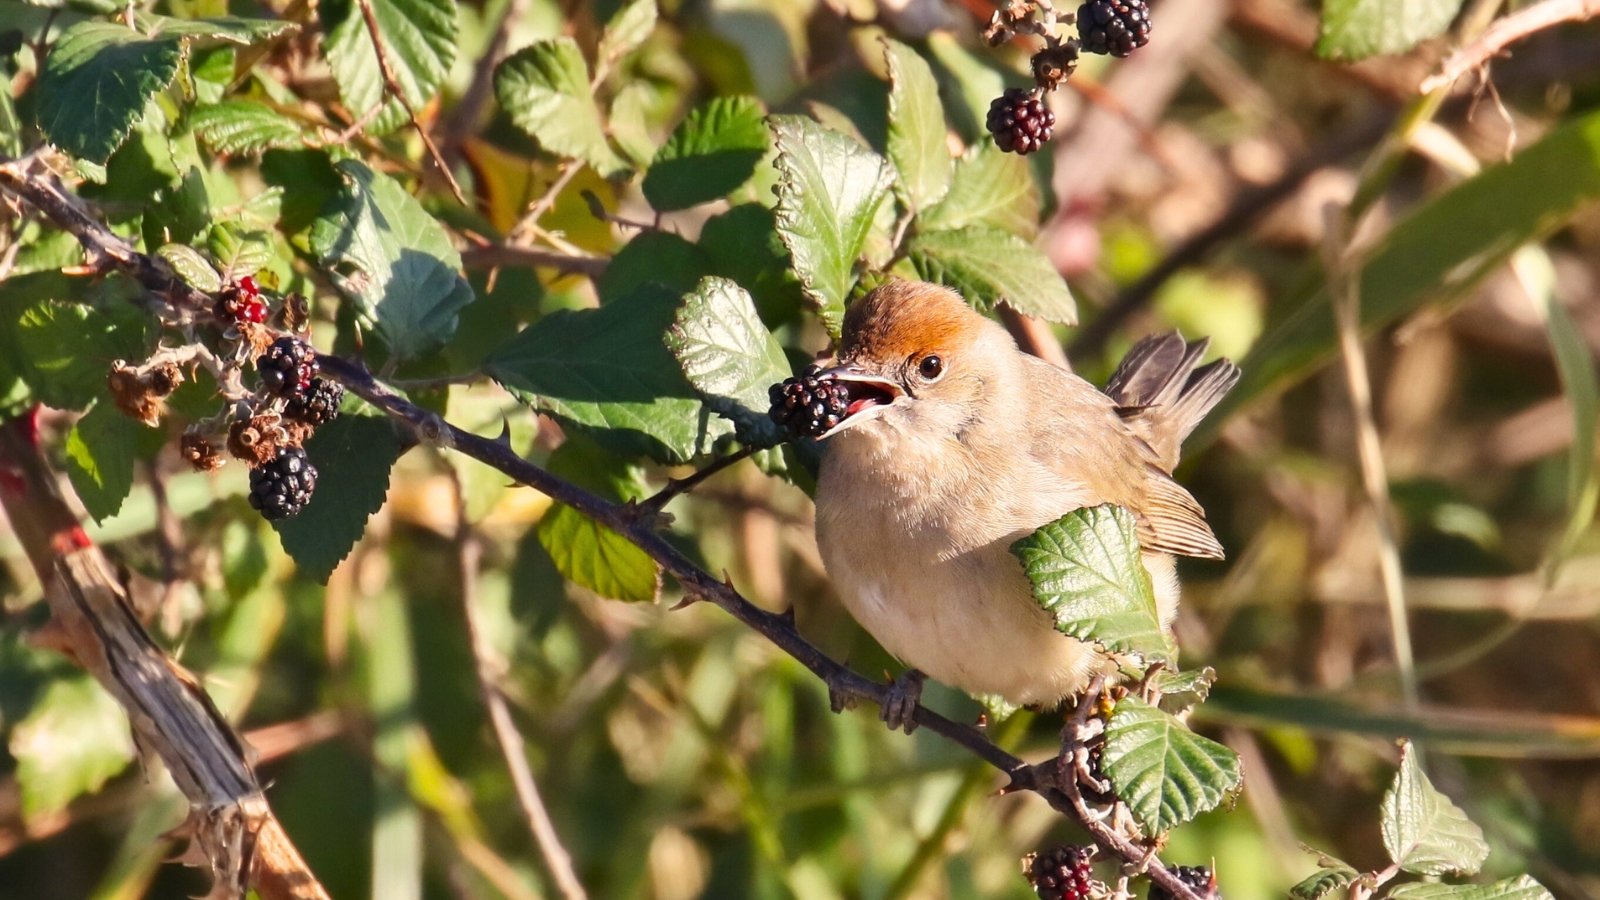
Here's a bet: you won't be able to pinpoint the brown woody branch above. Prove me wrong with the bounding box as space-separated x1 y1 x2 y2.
1419 0 1599 94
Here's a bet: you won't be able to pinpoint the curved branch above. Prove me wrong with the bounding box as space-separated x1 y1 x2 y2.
1419 0 1599 94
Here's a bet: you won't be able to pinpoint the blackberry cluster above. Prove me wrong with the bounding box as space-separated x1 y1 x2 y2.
248 446 318 520
257 337 317 397
768 365 851 439
285 377 345 427
1028 845 1095 900
987 88 1056 155
1077 0 1152 58
1151 866 1218 900
215 275 267 325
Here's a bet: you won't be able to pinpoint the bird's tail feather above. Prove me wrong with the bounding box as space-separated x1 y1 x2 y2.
1103 332 1240 468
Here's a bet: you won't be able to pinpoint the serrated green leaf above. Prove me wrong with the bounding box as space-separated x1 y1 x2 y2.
310 159 473 360
64 402 141 522
922 31 1009 143
484 285 731 464
157 244 223 293
273 415 407 583
131 12 297 45
1316 0 1463 60
667 277 790 447
1101 696 1242 835
494 37 625 176
536 436 659 602
699 203 806 327
320 0 456 135
1386 876 1555 900
643 96 768 212
191 100 304 154
883 38 950 211
770 115 893 335
1289 865 1360 900
1011 504 1171 663
206 222 273 280
0 299 135 411
596 231 712 304
907 226 1076 323
10 675 135 821
1154 666 1216 716
609 82 657 167
920 140 1039 237
35 22 182 162
597 0 657 65
1382 742 1489 876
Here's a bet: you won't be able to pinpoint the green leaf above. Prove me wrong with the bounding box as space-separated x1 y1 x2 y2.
494 38 625 176
1010 504 1171 664
1382 741 1489 876
907 226 1076 323
1289 865 1360 900
609 82 657 167
667 277 790 447
191 100 304 154
699 203 806 327
882 38 950 211
310 159 474 360
131 13 297 45
64 401 141 522
770 115 893 335
10 675 135 820
1386 876 1556 900
1 299 137 411
484 285 731 464
320 0 457 135
1208 109 1600 444
274 415 407 583
35 21 182 163
643 96 768 212
920 140 1040 237
1100 696 1242 835
536 438 659 603
206 222 274 281
596 231 712 303
597 0 657 65
157 244 223 294
1316 0 1463 60
1153 666 1215 716
1533 260 1600 568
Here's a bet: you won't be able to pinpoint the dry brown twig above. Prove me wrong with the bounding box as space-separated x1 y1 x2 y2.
1419 0 1599 94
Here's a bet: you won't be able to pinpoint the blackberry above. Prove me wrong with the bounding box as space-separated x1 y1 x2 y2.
1077 0 1152 58
249 446 317 520
215 276 267 325
1151 866 1219 900
1027 845 1095 900
987 88 1056 155
257 337 318 397
768 365 851 439
285 377 344 427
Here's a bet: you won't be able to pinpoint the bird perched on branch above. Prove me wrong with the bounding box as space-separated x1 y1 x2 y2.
811 278 1238 729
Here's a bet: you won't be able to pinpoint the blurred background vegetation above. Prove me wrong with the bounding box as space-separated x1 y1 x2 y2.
2 0 1600 898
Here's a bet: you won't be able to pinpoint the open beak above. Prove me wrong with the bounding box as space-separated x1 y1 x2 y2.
816 363 903 438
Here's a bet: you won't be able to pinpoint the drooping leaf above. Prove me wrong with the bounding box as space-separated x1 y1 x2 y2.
10 675 135 820
484 285 731 464
1316 0 1464 60
35 22 182 162
310 159 474 360
494 38 625 176
597 0 657 66
1288 864 1360 900
1153 666 1216 716
1381 741 1489 876
64 401 141 523
1100 697 1243 835
1011 504 1171 663
667 277 790 447
273 414 407 583
882 38 950 211
907 226 1076 323
191 100 305 155
1386 876 1556 900
920 140 1040 237
157 244 223 293
770 115 894 335
319 0 457 135
535 436 659 602
643 96 768 211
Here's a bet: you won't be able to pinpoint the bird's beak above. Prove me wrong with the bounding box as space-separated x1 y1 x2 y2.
816 362 903 438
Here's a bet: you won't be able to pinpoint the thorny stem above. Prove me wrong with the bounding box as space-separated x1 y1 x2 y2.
0 150 1210 900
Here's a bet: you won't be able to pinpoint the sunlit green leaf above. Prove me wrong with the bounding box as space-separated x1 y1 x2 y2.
1317 0 1463 60
1382 741 1489 876
64 401 141 523
597 0 657 65
35 22 182 162
536 436 659 602
882 38 950 211
1101 697 1242 835
643 96 768 211
919 139 1040 237
320 0 456 135
907 226 1076 323
10 675 135 820
495 37 625 175
1387 876 1555 900
667 276 790 447
1289 864 1359 900
191 100 305 155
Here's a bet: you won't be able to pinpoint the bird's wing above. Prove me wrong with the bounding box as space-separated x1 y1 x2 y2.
1135 465 1225 559
1104 333 1241 470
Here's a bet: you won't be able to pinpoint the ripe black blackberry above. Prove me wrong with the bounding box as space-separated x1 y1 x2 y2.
1027 844 1095 900
248 446 318 520
215 275 267 325
257 337 318 397
1151 866 1219 900
768 365 851 439
987 88 1056 155
1077 0 1152 58
285 377 344 427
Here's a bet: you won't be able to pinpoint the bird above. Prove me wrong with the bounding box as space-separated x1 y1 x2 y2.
811 278 1239 730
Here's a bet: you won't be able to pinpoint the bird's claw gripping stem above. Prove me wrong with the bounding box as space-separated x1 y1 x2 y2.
824 669 926 735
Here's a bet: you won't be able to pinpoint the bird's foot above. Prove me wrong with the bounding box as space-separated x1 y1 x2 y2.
826 672 862 715
880 669 926 734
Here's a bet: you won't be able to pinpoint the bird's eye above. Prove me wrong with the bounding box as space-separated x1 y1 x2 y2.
917 355 945 381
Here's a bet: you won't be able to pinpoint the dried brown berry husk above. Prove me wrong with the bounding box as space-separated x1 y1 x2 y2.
1031 43 1080 92
180 431 224 472
227 413 288 467
106 360 184 426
